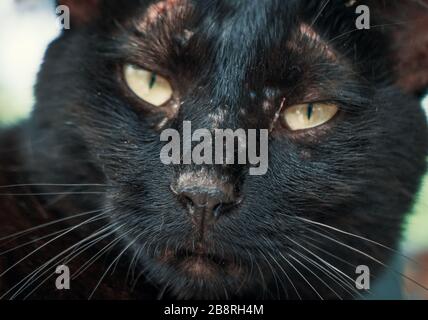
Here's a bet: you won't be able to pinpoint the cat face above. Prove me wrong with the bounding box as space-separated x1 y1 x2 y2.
31 0 427 299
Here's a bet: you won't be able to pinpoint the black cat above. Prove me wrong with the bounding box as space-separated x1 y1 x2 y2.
0 0 427 300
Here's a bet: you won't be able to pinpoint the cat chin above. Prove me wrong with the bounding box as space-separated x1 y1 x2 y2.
141 253 258 299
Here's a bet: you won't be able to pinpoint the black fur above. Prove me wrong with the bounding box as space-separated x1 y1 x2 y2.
0 0 427 299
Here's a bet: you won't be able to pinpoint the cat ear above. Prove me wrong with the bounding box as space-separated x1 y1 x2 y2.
56 0 101 27
366 0 428 94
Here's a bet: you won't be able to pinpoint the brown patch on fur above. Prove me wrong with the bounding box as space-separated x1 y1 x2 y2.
298 23 337 60
138 0 193 34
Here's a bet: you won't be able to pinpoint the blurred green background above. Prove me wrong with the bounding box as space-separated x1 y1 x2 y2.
0 0 427 254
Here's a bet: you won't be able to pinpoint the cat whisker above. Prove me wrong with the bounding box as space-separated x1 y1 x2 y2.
310 0 331 28
89 230 142 300
327 22 412 47
283 233 365 296
288 253 342 299
0 192 107 196
289 231 374 298
278 250 324 300
19 226 120 300
253 255 272 300
126 246 143 286
110 230 139 277
0 183 111 189
306 228 428 292
258 247 299 300
0 226 73 256
288 247 363 299
72 223 135 280
0 207 111 243
286 214 427 271
233 256 253 298
131 262 151 292
263 251 284 299
157 277 173 300
251 245 281 299
0 211 108 280
3 220 118 299
411 0 428 9
300 233 363 270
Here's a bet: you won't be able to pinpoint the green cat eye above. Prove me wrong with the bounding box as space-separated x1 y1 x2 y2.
283 102 338 131
124 64 173 107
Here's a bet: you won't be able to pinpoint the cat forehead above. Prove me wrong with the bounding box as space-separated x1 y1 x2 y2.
134 1 335 58
135 0 287 38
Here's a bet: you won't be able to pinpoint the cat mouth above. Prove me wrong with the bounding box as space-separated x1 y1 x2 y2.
159 246 241 278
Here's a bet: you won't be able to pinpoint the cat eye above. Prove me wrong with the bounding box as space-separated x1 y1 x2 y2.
124 64 173 107
282 102 338 131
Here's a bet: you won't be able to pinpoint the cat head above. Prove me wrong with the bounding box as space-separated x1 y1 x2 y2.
29 0 428 299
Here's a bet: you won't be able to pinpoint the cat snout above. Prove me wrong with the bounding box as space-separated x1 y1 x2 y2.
170 172 241 229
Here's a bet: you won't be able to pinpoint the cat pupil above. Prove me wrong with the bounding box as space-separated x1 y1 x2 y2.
149 72 157 89
307 103 314 120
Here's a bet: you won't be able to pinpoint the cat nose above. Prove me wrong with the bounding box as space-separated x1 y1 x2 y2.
171 176 239 228
179 188 229 219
